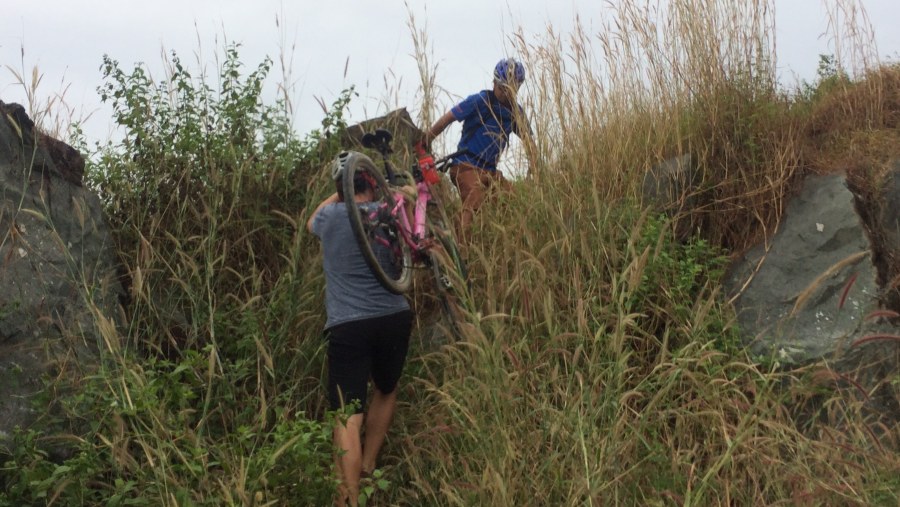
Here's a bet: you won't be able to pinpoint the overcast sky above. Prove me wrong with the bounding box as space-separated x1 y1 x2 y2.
2 1 899 147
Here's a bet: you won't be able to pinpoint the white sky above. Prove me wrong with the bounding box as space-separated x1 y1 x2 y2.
2 1 899 149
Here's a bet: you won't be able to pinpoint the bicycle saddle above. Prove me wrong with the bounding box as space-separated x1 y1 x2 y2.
361 129 394 154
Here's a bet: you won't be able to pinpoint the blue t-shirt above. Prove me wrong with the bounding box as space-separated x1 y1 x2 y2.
311 202 409 330
451 90 529 171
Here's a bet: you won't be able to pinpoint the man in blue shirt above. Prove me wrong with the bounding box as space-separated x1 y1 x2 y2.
307 151 412 507
422 57 534 239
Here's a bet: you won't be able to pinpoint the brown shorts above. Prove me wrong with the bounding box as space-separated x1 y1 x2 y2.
449 162 511 217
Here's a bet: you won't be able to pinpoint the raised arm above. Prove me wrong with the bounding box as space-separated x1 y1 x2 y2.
422 110 456 147
306 192 340 233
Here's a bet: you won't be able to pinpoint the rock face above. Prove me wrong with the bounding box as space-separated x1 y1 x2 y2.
641 154 699 241
722 168 900 425
343 107 424 150
0 101 124 438
643 156 898 423
723 172 880 363
643 155 897 370
641 154 697 216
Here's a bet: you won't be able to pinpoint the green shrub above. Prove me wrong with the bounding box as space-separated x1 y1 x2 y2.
0 44 351 506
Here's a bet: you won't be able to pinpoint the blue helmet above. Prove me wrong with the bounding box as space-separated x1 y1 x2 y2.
493 58 526 86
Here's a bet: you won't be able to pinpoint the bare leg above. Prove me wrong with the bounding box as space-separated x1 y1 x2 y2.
361 388 398 474
334 413 364 507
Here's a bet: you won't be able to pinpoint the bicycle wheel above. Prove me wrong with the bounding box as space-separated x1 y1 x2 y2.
428 218 467 285
342 152 413 294
427 216 469 339
426 184 468 283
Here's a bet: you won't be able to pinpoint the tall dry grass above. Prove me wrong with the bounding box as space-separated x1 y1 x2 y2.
387 0 899 505
4 43 92 142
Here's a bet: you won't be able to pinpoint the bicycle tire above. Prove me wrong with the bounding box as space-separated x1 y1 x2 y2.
427 217 469 339
342 153 413 294
429 219 467 285
426 187 468 282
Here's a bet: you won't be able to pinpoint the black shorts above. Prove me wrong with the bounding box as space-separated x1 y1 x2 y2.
326 310 413 413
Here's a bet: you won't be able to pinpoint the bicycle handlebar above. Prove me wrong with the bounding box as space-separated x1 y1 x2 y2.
360 128 464 185
434 150 465 170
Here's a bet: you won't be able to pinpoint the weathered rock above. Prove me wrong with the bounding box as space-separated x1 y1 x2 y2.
343 107 425 160
642 154 701 241
725 169 899 427
850 161 900 310
0 100 124 439
724 172 879 363
642 154 698 214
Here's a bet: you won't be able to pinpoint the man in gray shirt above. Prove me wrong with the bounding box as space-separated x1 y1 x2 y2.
307 151 412 507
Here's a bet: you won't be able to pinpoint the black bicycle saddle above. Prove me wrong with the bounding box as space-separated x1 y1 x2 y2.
361 129 394 154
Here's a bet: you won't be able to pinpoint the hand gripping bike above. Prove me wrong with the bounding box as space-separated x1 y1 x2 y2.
341 129 468 334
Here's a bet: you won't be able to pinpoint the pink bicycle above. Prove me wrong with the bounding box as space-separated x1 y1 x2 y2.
341 129 468 329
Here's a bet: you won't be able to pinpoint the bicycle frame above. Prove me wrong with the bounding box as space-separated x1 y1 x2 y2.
349 129 468 330
358 127 462 265
392 180 432 254
366 166 437 262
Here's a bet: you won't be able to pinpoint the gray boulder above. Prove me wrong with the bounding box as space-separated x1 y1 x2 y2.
644 154 897 423
0 101 124 438
642 154 701 241
724 169 899 427
724 172 880 363
642 154 698 215
343 107 424 151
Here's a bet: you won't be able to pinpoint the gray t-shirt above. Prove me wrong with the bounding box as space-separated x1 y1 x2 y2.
311 202 409 329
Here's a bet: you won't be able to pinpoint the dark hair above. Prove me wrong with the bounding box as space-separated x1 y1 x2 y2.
335 172 374 201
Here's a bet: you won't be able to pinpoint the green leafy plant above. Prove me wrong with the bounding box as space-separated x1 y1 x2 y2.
1 43 351 506
626 213 735 352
